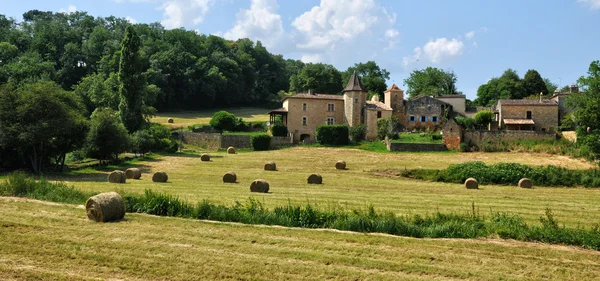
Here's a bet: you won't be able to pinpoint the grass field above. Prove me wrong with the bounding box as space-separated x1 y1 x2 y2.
2 197 600 280
46 147 600 228
151 107 270 129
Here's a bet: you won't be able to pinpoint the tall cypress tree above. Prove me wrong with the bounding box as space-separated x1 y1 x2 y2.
118 25 145 132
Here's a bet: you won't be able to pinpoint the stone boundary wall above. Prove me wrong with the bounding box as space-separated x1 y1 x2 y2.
181 132 293 150
464 130 556 144
385 138 447 152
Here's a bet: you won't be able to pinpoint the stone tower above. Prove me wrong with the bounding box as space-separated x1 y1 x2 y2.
384 83 405 116
343 72 367 127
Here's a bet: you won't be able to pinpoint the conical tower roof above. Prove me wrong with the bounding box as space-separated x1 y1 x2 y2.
343 71 366 92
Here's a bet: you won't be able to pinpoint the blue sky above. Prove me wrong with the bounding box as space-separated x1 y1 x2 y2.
3 0 600 99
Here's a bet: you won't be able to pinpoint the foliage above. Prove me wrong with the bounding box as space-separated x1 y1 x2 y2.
391 133 443 144
84 108 131 163
0 81 88 173
342 61 390 98
472 110 494 129
523 69 548 97
118 25 146 132
0 172 91 204
209 110 236 133
544 77 558 95
270 124 288 137
403 67 459 98
349 124 367 142
131 123 177 155
377 116 400 140
251 134 271 151
289 63 343 94
316 125 349 145
569 61 600 164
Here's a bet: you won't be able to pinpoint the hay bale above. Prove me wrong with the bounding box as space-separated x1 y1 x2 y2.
307 174 322 184
223 171 237 183
152 171 168 183
264 161 277 171
125 168 141 180
465 178 479 189
518 178 533 188
201 154 211 162
335 160 346 170
167 118 174 123
85 192 125 222
107 170 126 183
250 179 269 193
227 146 236 154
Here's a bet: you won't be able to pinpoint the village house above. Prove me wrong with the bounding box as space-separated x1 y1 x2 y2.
495 97 558 131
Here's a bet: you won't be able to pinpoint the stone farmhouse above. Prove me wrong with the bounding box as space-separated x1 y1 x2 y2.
495 98 558 131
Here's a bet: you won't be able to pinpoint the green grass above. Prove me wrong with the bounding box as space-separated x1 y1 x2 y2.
391 133 443 144
151 107 270 129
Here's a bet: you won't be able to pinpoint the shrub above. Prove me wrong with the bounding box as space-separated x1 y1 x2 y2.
349 124 367 142
377 116 400 140
209 111 236 133
234 117 249 132
271 124 288 137
251 122 266 131
473 110 494 129
251 134 271 151
84 108 131 164
131 123 177 155
316 125 349 145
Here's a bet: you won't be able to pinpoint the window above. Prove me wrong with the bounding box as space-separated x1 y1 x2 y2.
526 111 532 119
420 116 427 122
327 117 335 125
302 103 307 111
354 98 358 103
409 116 415 122
302 116 307 126
327 103 335 112
377 111 382 118
432 116 438 123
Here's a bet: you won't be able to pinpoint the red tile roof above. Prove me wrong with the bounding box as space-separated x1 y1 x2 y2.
366 100 392 111
386 83 403 92
498 99 557 106
504 119 535 125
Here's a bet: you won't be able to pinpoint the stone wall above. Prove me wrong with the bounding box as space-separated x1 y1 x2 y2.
405 96 448 131
181 132 293 150
386 141 447 152
270 136 293 148
221 135 252 148
181 132 221 150
464 130 556 144
498 104 558 131
442 118 462 150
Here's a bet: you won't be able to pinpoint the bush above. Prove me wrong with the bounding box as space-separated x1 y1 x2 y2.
251 134 271 151
271 124 288 137
316 125 349 145
251 122 266 131
209 111 236 133
234 117 249 132
131 123 177 155
473 110 494 129
377 116 400 140
84 108 131 164
349 124 367 142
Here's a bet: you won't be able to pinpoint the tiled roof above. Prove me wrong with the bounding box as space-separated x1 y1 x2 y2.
283 93 344 101
268 108 288 114
504 119 535 125
498 99 557 106
343 71 366 92
366 100 392 111
437 94 466 99
386 83 402 92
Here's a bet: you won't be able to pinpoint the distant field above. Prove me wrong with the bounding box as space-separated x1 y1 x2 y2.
48 147 600 228
151 107 270 129
2 197 600 280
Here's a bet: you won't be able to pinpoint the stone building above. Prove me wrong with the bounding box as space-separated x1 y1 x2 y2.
441 118 462 150
405 95 452 131
436 95 466 115
496 99 558 131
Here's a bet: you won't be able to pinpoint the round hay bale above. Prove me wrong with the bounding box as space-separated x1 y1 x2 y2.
465 178 479 189
227 146 236 154
223 171 237 183
335 160 346 170
307 174 322 184
167 118 174 124
200 154 211 162
518 178 533 188
152 171 168 183
250 179 269 193
85 192 125 222
107 170 126 183
125 168 141 180
264 161 277 171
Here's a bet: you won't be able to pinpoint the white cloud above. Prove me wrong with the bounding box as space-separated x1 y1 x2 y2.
161 0 212 29
301 54 323 63
465 30 475 39
126 16 138 24
59 5 78 14
384 28 399 50
403 37 464 67
578 0 600 10
224 0 288 52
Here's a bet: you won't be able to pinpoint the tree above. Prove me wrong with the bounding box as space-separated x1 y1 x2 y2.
403 67 459 98
544 78 558 95
118 25 146 132
0 81 88 173
342 61 390 98
472 110 494 130
84 108 131 164
289 63 343 94
522 69 548 97
474 69 526 106
209 111 236 133
568 61 600 163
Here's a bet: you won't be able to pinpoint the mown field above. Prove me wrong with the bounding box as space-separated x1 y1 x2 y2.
151 107 270 129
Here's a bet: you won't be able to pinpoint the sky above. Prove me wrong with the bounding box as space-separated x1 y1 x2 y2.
3 0 600 100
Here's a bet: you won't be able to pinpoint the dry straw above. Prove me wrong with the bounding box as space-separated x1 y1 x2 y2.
223 171 237 183
152 171 169 183
250 179 269 193
519 178 533 188
85 192 125 222
125 168 141 179
167 118 174 123
335 160 346 170
465 178 479 189
227 147 236 154
107 170 126 183
264 161 276 171
307 174 323 184
201 154 211 162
